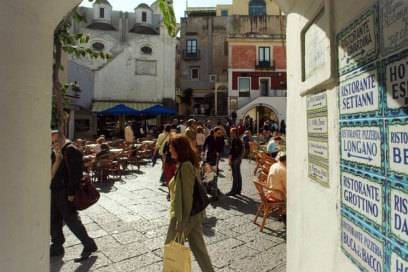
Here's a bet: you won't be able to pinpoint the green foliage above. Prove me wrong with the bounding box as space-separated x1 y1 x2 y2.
158 0 177 37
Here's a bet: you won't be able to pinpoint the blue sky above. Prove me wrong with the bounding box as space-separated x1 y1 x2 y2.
80 0 233 22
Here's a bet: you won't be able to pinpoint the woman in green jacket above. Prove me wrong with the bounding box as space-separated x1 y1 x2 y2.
165 135 214 272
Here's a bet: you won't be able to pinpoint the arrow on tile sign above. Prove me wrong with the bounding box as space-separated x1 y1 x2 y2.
347 152 373 161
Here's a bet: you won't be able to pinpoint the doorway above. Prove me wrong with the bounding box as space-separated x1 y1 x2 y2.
260 79 269 96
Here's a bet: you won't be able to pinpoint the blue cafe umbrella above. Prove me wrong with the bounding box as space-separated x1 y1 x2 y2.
140 104 176 116
99 104 140 116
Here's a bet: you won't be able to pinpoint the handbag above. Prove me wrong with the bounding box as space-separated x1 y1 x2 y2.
63 147 100 210
73 175 100 210
178 164 210 216
163 233 192 272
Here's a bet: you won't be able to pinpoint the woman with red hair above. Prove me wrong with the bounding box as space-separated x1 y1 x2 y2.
165 135 214 272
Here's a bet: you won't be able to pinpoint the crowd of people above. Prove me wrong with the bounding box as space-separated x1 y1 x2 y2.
49 116 287 271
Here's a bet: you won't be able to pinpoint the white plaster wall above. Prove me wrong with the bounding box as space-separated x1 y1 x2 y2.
282 0 375 271
0 1 80 271
93 3 112 23
135 7 153 25
93 30 176 103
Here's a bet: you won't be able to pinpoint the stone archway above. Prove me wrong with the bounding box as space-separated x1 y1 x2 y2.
1 1 80 271
242 103 279 134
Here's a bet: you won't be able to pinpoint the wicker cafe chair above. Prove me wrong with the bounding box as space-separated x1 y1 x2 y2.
253 181 285 232
248 141 259 161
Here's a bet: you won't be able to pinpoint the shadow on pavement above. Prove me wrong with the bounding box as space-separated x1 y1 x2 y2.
202 216 218 237
95 180 118 193
215 194 258 215
74 255 98 272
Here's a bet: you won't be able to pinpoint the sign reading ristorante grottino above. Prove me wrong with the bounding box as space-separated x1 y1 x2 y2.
337 1 408 271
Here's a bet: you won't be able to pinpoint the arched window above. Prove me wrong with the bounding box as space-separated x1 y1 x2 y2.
249 0 266 16
141 46 152 55
92 42 105 51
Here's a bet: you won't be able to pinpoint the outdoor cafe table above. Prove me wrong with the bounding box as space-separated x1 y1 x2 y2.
110 148 124 154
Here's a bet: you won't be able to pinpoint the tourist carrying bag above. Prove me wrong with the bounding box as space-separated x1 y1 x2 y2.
64 148 100 210
163 233 192 272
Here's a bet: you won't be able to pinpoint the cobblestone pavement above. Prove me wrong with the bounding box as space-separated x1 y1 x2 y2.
50 159 286 272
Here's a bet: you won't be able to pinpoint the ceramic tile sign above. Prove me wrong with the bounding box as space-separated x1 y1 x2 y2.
384 50 408 117
308 139 329 161
389 186 408 246
340 123 384 173
380 0 408 57
341 215 385 272
390 246 408 272
341 168 384 227
386 118 408 179
337 5 379 76
308 161 329 185
339 63 381 119
307 115 328 135
307 92 329 186
306 91 328 113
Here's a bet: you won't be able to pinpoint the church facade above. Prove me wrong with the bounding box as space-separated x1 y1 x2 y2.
68 0 177 138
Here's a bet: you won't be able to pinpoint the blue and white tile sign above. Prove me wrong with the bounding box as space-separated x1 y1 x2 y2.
341 215 385 272
384 50 408 116
340 125 383 170
338 1 408 271
337 5 379 76
341 170 384 226
339 64 381 119
390 187 408 245
390 250 408 272
380 0 408 57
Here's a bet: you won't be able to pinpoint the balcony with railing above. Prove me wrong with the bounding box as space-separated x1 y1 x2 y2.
183 49 201 60
256 59 274 69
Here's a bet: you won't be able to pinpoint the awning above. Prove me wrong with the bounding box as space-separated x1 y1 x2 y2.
99 104 140 116
92 101 158 112
140 105 177 116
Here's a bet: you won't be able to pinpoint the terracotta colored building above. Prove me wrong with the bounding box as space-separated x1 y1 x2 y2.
179 0 287 124
228 35 287 128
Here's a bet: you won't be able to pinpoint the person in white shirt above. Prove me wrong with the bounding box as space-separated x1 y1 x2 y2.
196 126 206 153
124 121 135 144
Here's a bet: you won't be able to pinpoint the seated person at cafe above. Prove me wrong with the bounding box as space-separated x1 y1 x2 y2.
95 144 111 160
266 136 283 158
266 151 287 203
94 144 111 182
95 136 106 154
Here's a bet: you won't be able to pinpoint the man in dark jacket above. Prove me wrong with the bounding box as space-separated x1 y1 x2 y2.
50 131 97 261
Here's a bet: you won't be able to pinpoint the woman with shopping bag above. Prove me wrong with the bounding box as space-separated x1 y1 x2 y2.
164 135 214 272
